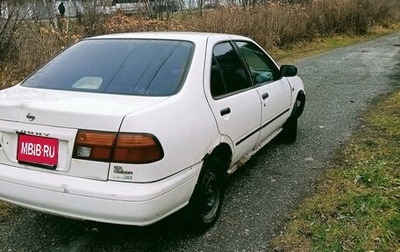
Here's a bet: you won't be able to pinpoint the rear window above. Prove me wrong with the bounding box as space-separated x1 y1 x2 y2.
22 39 194 96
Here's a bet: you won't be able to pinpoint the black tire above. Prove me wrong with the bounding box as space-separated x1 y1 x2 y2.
282 116 298 144
281 94 304 144
185 156 224 231
294 95 305 118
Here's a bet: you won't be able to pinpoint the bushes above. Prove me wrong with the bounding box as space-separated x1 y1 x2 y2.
104 13 185 33
1 0 400 88
181 0 400 49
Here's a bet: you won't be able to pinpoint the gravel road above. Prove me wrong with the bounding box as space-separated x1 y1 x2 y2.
1 32 399 252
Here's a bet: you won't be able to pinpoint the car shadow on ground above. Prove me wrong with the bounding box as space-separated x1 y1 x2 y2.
2 135 289 251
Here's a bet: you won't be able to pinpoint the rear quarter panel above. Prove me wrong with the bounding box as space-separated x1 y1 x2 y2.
116 42 221 182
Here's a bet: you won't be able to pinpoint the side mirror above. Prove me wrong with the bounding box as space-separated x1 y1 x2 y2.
280 65 298 77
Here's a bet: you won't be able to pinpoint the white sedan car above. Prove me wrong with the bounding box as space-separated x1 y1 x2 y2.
0 32 305 230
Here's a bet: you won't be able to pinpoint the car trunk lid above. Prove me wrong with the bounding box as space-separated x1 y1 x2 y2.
0 85 167 131
0 85 168 180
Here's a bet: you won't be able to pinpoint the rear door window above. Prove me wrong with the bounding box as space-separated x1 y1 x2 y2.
210 42 252 98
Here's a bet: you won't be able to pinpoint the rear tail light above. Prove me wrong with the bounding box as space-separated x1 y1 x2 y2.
74 130 116 162
73 130 164 164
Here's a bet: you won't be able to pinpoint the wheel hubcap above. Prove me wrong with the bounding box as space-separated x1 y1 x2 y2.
201 171 219 220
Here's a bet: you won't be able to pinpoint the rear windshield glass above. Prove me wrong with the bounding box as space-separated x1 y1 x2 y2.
22 39 194 96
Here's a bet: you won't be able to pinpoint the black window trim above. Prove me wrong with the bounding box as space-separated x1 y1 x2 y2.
210 40 255 100
232 40 283 87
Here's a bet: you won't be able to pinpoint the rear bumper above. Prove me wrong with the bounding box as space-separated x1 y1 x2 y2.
0 163 201 226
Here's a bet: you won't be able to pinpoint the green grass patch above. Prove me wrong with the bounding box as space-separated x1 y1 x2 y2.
273 91 400 251
272 23 400 64
0 201 16 221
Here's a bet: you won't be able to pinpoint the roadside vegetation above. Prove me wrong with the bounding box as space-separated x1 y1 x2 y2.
273 90 400 251
1 0 400 249
1 0 400 89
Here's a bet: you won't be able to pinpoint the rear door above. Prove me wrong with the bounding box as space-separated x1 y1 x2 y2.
204 38 262 163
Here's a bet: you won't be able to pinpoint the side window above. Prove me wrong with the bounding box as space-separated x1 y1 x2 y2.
235 41 280 85
210 42 251 98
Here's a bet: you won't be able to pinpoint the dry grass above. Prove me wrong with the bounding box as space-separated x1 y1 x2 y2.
1 0 400 88
0 201 16 221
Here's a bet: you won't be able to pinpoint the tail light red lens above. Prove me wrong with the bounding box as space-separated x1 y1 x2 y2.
113 133 164 164
73 130 164 164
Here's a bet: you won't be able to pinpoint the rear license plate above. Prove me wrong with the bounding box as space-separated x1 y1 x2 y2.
17 134 59 168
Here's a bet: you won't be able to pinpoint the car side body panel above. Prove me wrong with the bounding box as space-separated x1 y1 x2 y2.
203 35 263 165
114 40 221 182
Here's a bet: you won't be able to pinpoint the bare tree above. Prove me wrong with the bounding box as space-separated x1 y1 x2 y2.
41 0 58 29
72 0 110 36
0 0 28 61
150 0 178 19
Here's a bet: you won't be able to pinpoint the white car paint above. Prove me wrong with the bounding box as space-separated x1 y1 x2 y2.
0 32 305 227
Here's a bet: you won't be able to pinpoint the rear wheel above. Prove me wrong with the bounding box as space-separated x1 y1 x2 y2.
185 156 224 231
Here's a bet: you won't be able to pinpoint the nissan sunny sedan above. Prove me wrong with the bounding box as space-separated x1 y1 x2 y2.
0 32 305 230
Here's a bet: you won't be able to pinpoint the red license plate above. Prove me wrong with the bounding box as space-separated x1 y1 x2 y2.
17 134 59 167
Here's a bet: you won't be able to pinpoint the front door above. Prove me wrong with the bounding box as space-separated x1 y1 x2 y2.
234 41 292 143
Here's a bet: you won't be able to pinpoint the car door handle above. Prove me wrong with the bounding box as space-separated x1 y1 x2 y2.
262 93 269 100
220 107 231 116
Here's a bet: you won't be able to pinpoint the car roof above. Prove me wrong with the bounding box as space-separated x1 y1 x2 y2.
88 32 250 43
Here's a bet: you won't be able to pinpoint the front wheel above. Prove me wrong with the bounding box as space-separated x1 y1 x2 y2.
281 116 298 144
185 157 224 231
